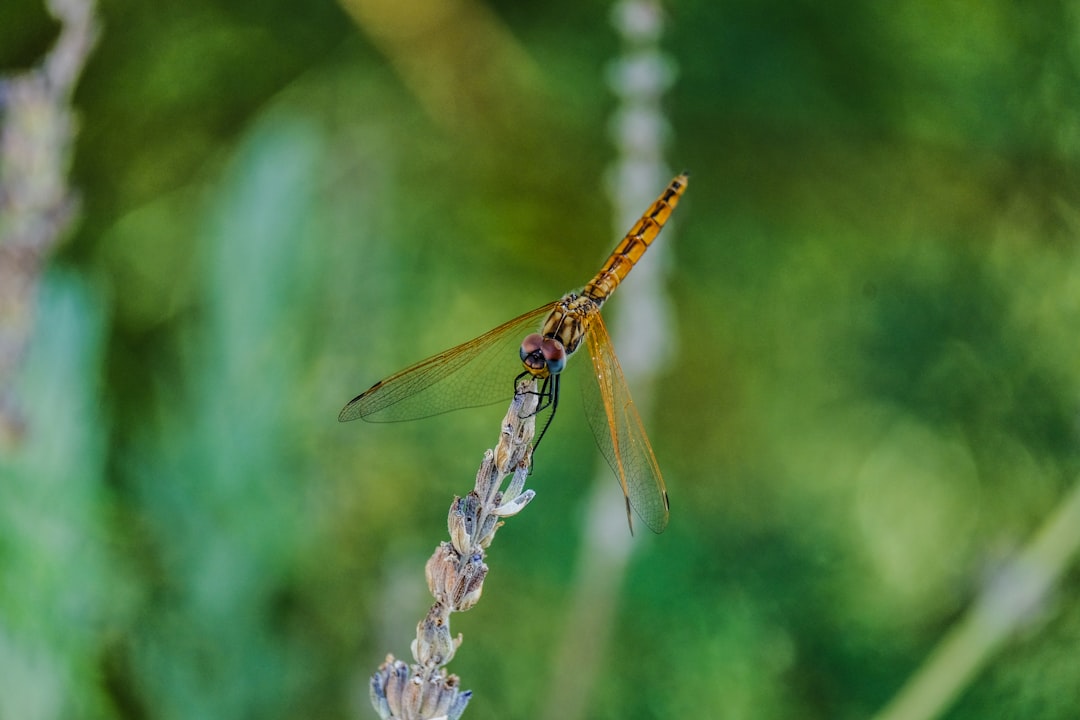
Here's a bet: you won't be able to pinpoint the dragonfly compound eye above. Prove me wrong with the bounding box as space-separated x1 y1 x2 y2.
520 333 566 377
520 333 548 375
541 338 566 375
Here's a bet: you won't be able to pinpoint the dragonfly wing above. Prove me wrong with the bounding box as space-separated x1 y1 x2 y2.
339 302 557 423
580 311 670 533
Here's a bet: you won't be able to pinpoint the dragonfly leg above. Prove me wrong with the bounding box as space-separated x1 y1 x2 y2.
512 370 559 452
533 374 559 452
514 370 553 415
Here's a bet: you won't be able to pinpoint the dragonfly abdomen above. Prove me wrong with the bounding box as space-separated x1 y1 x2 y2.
582 172 688 304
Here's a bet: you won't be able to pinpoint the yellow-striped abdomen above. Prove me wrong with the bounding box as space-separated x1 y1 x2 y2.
581 172 688 304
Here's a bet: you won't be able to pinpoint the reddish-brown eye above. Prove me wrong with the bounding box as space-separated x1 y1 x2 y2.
521 333 543 355
520 333 567 376
540 338 566 374
520 333 547 374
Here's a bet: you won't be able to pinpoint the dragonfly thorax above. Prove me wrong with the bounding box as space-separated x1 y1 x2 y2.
546 293 598 353
519 293 598 378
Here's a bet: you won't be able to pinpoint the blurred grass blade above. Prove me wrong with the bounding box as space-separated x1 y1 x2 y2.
873 478 1080 720
0 271 111 720
130 113 324 718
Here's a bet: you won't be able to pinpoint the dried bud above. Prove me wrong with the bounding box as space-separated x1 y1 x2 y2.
418 669 471 719
447 498 471 555
369 655 409 719
475 449 500 501
454 552 488 612
494 429 513 474
494 488 536 518
504 463 529 500
425 543 459 603
412 605 458 667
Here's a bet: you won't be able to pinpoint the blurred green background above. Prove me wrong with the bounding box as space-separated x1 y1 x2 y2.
3 0 1080 718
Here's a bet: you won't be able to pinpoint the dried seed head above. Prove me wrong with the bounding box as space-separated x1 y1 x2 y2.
370 379 537 719
371 656 472 720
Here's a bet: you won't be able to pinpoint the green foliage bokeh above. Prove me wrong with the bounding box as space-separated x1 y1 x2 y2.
3 0 1080 718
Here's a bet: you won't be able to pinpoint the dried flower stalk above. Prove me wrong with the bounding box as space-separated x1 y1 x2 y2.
0 0 98 446
370 378 539 720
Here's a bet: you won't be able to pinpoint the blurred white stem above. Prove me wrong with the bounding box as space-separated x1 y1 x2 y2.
541 2 676 718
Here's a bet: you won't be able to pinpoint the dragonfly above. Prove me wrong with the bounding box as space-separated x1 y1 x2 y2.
339 173 688 533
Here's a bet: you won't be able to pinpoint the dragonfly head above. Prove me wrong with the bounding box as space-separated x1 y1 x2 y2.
520 333 566 378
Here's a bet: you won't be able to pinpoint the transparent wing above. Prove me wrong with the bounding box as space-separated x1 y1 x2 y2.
339 302 558 423
580 311 670 533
